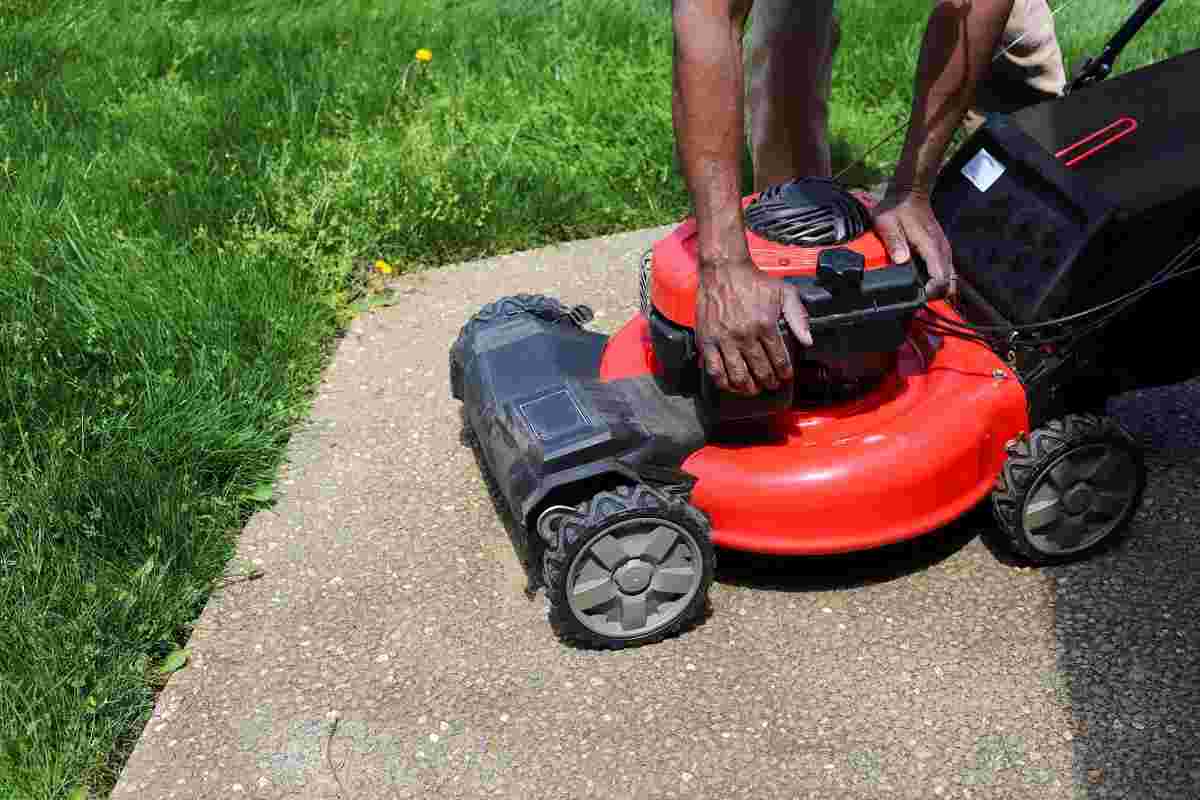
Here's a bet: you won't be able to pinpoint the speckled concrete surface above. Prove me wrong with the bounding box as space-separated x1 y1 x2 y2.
114 228 1200 800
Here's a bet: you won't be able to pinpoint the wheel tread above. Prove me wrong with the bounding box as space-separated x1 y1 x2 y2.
990 413 1144 565
543 484 714 650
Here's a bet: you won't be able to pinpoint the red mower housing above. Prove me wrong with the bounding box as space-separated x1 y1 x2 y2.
600 188 1029 555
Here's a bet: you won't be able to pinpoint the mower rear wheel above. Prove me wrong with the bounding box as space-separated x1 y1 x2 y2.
541 484 714 649
992 414 1145 564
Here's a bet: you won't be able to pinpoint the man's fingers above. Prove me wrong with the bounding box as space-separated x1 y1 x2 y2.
921 244 950 299
701 344 731 393
874 212 910 265
741 336 779 391
906 225 951 300
924 267 952 300
760 326 793 383
935 228 957 299
901 211 955 300
782 288 813 347
717 342 759 396
872 193 957 300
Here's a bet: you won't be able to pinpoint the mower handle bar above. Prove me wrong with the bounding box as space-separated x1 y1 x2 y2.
1067 0 1168 93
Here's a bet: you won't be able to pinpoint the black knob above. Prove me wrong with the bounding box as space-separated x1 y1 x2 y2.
817 248 866 295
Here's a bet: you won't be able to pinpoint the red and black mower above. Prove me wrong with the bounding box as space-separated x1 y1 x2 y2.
451 3 1200 648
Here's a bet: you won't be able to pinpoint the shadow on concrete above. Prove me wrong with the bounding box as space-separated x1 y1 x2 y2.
710 379 1200 796
1047 381 1200 797
713 506 982 593
459 409 543 598
457 408 720 643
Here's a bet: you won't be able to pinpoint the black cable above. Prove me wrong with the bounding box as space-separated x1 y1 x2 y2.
916 276 1173 353
908 248 1200 390
927 239 1200 337
915 319 993 342
912 318 1005 349
923 260 1200 336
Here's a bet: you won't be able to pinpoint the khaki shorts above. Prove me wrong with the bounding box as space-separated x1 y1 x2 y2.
744 0 1067 184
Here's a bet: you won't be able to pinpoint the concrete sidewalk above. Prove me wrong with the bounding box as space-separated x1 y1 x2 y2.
115 228 1200 800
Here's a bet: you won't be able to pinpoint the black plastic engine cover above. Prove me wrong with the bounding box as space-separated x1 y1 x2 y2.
453 313 707 527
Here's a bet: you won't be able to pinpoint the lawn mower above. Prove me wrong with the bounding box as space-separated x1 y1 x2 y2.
450 3 1200 648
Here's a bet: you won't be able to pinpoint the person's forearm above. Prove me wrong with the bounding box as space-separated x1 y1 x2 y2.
893 0 1015 193
672 0 752 270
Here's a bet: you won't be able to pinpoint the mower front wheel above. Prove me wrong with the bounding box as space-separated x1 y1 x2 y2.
540 484 714 649
991 414 1145 565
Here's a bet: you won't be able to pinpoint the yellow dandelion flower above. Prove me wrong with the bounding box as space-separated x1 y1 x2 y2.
415 48 433 63
374 259 393 275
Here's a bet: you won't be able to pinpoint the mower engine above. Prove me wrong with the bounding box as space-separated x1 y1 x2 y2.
642 178 926 421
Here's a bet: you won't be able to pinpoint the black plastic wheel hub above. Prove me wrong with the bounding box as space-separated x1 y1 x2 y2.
614 560 654 594
1062 483 1095 515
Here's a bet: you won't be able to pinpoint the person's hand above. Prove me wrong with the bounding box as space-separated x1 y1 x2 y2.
871 187 956 300
695 256 812 396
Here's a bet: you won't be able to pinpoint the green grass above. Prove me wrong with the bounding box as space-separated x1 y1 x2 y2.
0 1 1193 797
